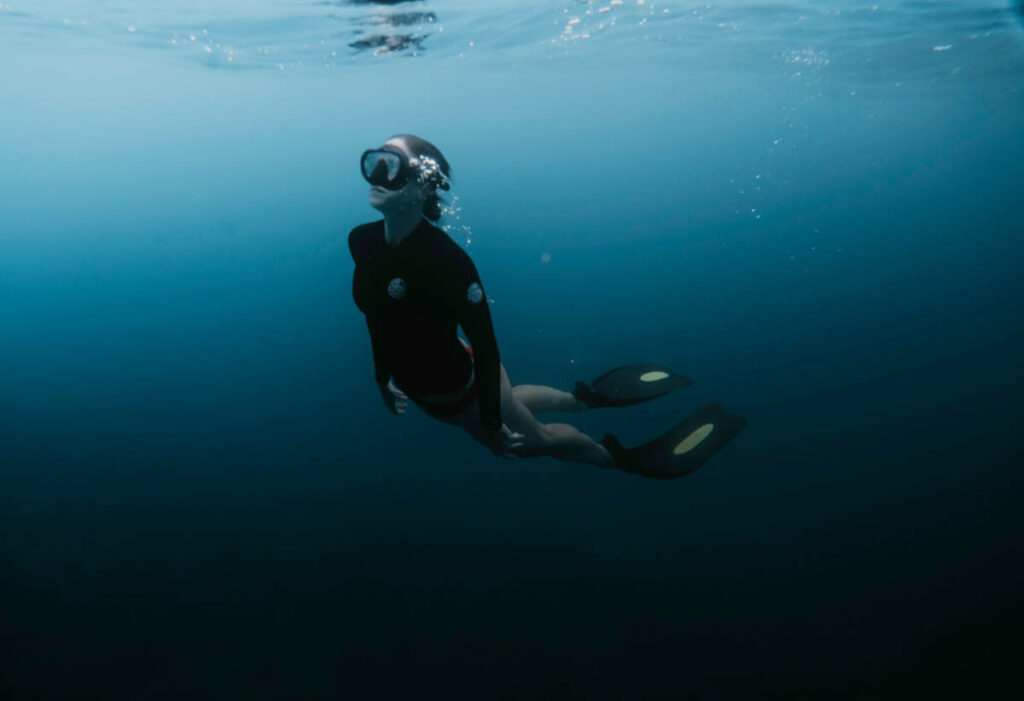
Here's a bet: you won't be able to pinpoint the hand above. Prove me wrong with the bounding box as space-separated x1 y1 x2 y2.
483 424 525 458
379 380 408 415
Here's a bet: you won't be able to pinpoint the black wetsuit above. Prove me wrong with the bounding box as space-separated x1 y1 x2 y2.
349 218 502 431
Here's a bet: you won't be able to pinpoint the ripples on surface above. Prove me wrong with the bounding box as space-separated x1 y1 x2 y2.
1 1 1022 84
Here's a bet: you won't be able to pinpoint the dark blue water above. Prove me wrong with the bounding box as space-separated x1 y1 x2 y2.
2 1 1023 698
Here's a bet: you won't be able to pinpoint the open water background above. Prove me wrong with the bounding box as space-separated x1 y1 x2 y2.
2 1 1023 697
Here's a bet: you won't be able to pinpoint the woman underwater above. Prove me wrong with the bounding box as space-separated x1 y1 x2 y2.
349 134 745 478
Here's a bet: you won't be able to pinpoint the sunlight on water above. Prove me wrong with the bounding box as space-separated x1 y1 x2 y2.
2 0 1022 83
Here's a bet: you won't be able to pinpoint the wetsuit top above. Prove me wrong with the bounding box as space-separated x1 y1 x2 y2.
349 218 502 431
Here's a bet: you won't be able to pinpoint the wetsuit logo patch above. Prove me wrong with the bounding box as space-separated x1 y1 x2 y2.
387 277 407 299
466 282 484 304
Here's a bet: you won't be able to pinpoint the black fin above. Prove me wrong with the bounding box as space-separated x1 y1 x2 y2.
603 403 746 479
573 364 692 409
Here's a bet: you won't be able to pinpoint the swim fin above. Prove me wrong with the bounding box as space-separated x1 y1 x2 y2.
572 364 692 409
601 403 746 479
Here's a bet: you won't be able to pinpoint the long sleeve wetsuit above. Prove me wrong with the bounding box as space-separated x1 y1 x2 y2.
349 218 503 431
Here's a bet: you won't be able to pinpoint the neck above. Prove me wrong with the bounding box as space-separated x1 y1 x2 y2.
383 207 423 247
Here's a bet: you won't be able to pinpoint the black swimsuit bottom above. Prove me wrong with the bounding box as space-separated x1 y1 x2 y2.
409 345 479 418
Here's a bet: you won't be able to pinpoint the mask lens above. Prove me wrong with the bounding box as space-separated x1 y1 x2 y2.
361 150 405 189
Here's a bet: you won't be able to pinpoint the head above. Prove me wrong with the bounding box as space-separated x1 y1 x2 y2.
363 134 452 221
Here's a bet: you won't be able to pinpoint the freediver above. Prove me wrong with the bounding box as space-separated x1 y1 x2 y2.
349 134 745 478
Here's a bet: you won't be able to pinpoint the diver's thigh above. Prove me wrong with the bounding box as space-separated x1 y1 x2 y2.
497 366 550 452
455 365 549 454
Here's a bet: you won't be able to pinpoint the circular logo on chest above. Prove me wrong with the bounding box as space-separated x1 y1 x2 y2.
387 277 407 300
466 282 484 305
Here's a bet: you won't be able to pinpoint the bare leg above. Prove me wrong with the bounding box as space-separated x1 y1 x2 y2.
446 366 615 469
512 384 586 415
523 421 615 467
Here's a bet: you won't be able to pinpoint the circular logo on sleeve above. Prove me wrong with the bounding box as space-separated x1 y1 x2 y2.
387 277 407 299
466 282 484 304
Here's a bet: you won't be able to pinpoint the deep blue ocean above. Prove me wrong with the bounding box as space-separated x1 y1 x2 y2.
2 1 1023 698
